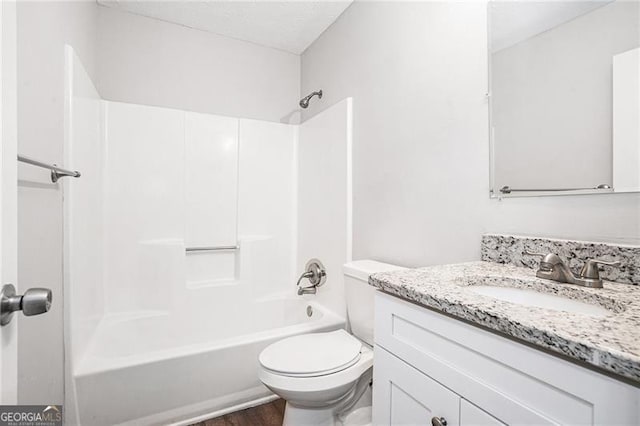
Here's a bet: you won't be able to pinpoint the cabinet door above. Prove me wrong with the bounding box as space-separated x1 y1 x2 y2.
373 346 460 426
460 399 505 426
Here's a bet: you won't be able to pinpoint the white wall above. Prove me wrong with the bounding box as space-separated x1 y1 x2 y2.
492 1 638 190
301 1 640 270
298 98 352 317
96 6 301 124
17 0 98 405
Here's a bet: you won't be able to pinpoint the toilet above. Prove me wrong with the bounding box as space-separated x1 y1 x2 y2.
258 260 404 426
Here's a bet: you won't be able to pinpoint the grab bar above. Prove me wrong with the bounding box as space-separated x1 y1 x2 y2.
185 245 239 253
18 155 81 183
500 184 611 194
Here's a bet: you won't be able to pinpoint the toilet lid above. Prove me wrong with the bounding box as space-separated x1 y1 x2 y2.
259 330 362 377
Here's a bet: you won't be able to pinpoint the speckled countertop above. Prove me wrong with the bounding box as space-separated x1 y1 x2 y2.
369 261 640 383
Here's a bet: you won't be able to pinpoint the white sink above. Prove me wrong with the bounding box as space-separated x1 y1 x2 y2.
468 286 611 317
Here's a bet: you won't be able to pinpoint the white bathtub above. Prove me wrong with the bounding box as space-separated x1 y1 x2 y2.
72 297 344 425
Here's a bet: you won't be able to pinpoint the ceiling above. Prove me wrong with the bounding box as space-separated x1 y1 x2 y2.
490 0 613 52
97 0 353 54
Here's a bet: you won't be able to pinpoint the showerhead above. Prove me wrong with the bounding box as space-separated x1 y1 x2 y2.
299 90 323 108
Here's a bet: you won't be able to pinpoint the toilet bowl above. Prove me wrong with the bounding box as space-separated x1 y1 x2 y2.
259 330 373 425
258 260 404 426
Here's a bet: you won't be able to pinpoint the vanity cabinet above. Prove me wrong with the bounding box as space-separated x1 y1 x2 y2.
372 292 640 426
375 345 503 426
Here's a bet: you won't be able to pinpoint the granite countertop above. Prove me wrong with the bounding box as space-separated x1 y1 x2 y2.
369 261 640 383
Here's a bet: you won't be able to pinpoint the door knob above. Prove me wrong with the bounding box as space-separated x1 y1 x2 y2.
431 417 447 426
0 284 52 326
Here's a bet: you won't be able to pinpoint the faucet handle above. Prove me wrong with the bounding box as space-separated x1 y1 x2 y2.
295 259 327 296
524 250 564 268
580 259 622 280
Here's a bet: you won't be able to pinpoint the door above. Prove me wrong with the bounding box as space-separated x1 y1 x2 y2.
373 346 460 426
0 0 18 404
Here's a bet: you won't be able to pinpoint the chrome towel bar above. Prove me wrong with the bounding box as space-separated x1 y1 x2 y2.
18 155 81 183
185 245 239 253
500 184 611 194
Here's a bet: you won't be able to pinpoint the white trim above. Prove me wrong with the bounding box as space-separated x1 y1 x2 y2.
0 0 19 404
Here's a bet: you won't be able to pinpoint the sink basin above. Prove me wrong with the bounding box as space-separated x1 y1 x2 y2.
468 286 611 317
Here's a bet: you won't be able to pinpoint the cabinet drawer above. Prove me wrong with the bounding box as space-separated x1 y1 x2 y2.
373 345 460 426
375 291 640 425
460 399 505 426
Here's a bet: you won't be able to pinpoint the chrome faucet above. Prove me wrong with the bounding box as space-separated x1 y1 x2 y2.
296 259 327 295
524 251 621 288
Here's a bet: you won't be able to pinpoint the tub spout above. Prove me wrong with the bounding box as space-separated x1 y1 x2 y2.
297 285 317 296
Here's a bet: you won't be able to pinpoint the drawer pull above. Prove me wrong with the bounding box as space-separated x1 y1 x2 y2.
431 416 447 426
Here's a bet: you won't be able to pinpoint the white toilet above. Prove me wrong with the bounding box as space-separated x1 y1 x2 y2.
258 260 404 426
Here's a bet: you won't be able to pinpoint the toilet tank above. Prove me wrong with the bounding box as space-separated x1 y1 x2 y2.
343 260 405 346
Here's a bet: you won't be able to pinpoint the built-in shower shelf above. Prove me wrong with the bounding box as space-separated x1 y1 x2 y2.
185 245 239 253
186 279 239 289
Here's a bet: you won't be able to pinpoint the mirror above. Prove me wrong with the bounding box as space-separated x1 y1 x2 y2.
489 0 640 197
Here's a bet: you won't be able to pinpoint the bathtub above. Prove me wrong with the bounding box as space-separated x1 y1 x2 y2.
71 297 344 426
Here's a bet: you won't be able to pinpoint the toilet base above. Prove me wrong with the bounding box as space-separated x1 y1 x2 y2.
282 386 372 426
283 403 335 426
341 406 372 426
283 403 372 426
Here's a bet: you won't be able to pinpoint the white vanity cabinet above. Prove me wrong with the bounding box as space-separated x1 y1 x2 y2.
372 292 640 426
374 346 503 426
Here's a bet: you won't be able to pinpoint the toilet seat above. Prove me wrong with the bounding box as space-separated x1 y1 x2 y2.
259 330 363 378
259 344 373 396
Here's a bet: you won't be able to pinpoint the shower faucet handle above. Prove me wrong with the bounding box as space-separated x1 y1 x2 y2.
296 259 327 295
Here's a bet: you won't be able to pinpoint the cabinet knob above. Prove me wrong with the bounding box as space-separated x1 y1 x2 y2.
431 416 447 426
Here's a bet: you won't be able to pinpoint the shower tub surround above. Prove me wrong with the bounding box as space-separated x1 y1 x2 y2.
369 235 640 383
64 48 353 425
